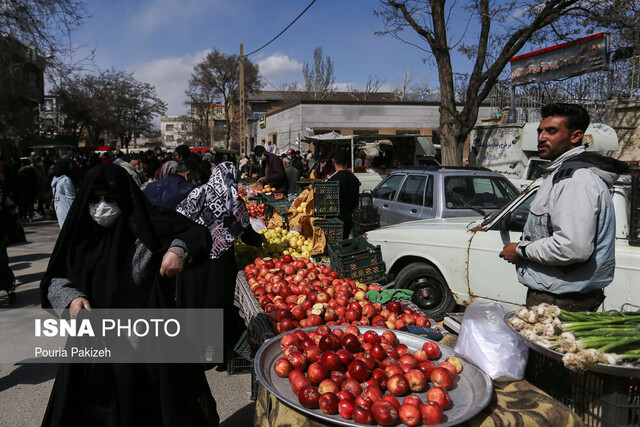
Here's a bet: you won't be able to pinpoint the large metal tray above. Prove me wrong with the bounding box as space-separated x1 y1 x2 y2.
254 325 493 426
504 311 640 377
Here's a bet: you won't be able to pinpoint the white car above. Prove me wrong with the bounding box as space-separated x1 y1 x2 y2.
364 178 640 320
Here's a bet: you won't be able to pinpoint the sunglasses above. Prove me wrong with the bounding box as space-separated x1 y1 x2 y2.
89 194 118 204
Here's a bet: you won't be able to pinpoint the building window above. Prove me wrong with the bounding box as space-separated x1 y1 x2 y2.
43 99 53 111
180 124 187 131
166 135 174 142
396 130 419 135
353 130 379 136
214 120 225 128
314 130 341 135
215 107 224 115
166 124 174 131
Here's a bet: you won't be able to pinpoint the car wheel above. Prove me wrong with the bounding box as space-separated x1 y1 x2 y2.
394 262 455 321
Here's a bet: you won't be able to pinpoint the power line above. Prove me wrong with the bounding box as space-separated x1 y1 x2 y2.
243 0 317 58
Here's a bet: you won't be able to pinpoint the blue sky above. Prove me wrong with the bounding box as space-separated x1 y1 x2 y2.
67 0 450 116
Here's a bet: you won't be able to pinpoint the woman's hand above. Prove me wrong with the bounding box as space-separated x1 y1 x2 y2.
70 297 91 319
160 250 184 277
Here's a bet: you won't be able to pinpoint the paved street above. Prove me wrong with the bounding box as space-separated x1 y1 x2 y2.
0 220 255 426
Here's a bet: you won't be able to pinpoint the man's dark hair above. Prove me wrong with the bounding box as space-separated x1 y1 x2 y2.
541 103 590 133
176 154 201 175
129 153 141 161
332 150 349 167
175 144 191 159
254 145 266 156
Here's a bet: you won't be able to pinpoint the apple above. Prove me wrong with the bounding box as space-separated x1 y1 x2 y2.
386 374 410 396
399 402 422 426
319 392 340 414
371 399 399 426
338 399 355 420
420 401 443 425
399 354 418 368
298 385 320 409
371 368 389 388
427 386 451 409
345 326 360 336
339 333 360 352
354 396 373 410
345 309 361 322
406 369 428 392
395 344 410 356
340 379 362 397
415 315 430 327
422 341 441 360
336 349 353 367
414 349 429 362
291 374 313 396
330 370 347 387
307 362 329 385
358 352 377 371
364 330 381 344
445 356 463 374
316 325 331 336
352 405 374 425
417 360 437 379
303 345 321 364
361 385 383 403
336 390 355 402
400 364 413 374
348 360 371 382
274 357 294 378
430 367 454 389
287 352 308 371
387 301 401 313
382 394 401 411
318 378 340 395
320 351 342 371
385 365 404 378
403 394 422 407
438 361 458 378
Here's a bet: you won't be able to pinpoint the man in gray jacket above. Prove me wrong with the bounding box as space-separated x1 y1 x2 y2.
500 103 629 311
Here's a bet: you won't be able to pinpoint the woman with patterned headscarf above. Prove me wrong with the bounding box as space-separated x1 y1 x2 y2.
176 162 264 366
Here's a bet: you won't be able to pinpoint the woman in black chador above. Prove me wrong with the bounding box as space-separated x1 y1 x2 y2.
40 164 219 426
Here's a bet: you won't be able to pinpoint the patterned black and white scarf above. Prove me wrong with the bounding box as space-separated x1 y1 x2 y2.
176 162 250 259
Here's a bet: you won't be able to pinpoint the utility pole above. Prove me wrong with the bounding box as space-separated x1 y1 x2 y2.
239 43 246 155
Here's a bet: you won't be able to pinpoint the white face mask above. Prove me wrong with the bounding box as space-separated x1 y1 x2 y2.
88 201 121 228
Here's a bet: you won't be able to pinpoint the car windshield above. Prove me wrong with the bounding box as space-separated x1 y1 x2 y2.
444 176 518 210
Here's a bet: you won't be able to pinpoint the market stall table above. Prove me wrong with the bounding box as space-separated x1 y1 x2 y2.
233 271 582 425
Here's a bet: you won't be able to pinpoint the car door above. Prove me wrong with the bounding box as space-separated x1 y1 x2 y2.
372 174 406 226
388 174 435 224
466 190 537 305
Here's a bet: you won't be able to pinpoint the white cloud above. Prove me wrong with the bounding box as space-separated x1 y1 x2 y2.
127 49 210 117
129 0 217 35
257 53 303 78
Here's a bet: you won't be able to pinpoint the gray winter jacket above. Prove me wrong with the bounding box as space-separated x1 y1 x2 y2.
515 145 628 295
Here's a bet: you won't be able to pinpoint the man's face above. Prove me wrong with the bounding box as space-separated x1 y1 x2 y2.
537 116 583 161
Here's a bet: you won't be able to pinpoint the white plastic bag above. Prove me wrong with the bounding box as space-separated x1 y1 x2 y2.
454 302 528 382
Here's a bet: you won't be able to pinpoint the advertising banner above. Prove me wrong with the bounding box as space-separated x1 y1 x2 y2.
510 33 608 86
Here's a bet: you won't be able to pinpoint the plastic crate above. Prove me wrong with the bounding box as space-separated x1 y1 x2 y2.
264 200 291 225
310 181 340 217
296 179 321 194
352 221 380 237
228 331 253 375
525 350 640 426
313 218 344 248
328 236 386 284
352 207 379 224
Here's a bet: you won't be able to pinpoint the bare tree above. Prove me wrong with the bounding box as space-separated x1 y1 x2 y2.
349 75 386 101
376 0 618 165
303 47 335 100
186 49 262 149
393 66 431 100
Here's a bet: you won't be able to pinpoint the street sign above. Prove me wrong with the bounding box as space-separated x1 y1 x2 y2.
259 115 266 128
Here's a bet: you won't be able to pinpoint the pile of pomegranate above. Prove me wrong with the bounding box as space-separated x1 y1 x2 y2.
273 326 462 425
245 257 431 335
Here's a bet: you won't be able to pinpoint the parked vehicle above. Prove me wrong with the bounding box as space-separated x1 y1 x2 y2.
468 122 618 189
364 175 640 320
370 166 520 227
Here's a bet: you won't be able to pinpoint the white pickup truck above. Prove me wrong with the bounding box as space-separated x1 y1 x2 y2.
364 174 640 320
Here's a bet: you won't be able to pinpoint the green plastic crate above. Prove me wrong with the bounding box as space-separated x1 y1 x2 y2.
228 331 253 375
328 236 385 283
264 200 291 225
310 181 340 217
313 218 344 249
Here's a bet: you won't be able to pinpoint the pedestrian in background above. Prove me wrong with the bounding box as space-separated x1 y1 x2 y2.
283 157 299 195
327 150 360 238
50 159 76 229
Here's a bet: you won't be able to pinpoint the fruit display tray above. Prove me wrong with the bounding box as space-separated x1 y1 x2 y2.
254 326 492 427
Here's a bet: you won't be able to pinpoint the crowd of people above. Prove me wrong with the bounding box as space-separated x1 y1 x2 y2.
0 141 361 426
